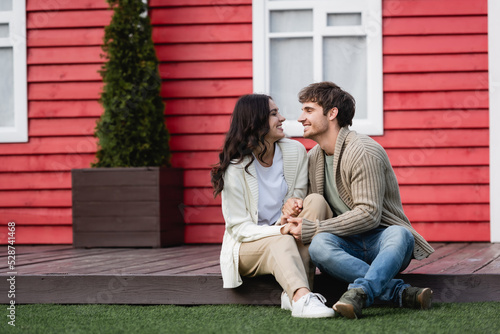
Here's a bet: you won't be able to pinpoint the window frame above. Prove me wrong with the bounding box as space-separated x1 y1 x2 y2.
253 0 383 136
0 0 27 143
489 0 500 242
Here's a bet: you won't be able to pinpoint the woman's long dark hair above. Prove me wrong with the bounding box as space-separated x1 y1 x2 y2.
211 94 273 197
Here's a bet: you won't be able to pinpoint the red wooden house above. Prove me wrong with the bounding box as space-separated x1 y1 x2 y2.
0 0 498 245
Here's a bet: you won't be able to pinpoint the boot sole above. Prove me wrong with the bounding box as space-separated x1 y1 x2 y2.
333 302 359 319
418 288 433 310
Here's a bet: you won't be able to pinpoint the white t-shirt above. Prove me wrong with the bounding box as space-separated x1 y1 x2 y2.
253 145 288 225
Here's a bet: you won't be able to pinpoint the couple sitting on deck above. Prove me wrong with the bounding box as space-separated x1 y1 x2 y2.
211 82 435 319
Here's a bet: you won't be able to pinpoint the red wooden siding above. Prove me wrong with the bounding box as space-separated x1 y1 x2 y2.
0 0 110 244
0 0 490 245
379 0 489 241
152 0 253 243
174 0 490 243
0 0 252 244
170 0 490 243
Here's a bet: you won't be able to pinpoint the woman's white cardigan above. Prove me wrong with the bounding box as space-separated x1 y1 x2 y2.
219 138 308 288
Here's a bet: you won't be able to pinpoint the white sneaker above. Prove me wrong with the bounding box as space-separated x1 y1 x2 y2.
291 293 335 318
281 291 292 311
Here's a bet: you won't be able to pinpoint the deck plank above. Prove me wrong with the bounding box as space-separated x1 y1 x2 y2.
0 245 69 257
7 249 129 272
16 246 219 275
16 249 133 274
409 243 492 274
88 246 220 274
402 242 470 274
441 243 500 274
475 249 500 274
153 258 221 275
187 263 221 275
145 248 222 275
18 249 172 274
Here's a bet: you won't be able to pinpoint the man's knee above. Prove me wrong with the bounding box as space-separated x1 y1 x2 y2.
388 226 413 241
384 226 414 251
303 193 327 208
301 193 332 221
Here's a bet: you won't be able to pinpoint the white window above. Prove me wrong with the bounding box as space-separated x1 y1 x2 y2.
0 0 27 143
253 0 383 136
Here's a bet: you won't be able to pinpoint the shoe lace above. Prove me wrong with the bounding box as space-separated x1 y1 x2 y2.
305 293 327 307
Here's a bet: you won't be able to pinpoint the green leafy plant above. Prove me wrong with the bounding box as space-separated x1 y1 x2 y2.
92 0 170 167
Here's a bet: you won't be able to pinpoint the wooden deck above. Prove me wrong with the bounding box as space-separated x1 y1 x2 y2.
1 243 500 305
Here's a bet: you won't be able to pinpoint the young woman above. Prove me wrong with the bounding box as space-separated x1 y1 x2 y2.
211 94 334 318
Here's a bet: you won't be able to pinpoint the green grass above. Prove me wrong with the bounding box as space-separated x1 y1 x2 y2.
1 303 499 334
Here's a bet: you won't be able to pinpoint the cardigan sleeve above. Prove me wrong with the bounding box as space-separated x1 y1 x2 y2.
301 151 385 244
221 165 283 243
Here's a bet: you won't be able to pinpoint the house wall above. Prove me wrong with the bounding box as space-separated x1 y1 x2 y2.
378 0 489 241
149 0 253 243
0 0 489 244
162 0 490 243
0 0 111 244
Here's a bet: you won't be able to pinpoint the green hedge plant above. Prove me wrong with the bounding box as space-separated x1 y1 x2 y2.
93 0 170 167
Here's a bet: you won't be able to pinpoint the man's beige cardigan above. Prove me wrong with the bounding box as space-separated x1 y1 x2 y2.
219 139 308 288
301 127 434 260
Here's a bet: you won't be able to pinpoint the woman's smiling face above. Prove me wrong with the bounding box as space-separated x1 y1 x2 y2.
265 98 286 143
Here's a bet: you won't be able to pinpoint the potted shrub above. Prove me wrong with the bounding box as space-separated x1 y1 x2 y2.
72 0 184 248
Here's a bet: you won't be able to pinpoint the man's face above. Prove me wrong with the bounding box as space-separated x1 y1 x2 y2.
298 101 330 140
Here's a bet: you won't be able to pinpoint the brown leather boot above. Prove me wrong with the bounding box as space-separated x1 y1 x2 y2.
333 288 367 319
402 287 433 310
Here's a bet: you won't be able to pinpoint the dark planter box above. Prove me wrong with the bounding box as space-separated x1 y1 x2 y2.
72 167 184 248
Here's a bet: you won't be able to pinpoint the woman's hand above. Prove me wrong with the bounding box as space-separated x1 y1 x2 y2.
282 197 303 217
280 222 291 235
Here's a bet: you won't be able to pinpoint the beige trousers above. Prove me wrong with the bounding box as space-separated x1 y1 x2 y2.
239 234 309 300
238 194 333 300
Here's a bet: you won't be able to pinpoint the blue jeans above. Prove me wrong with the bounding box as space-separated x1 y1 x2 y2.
309 226 414 307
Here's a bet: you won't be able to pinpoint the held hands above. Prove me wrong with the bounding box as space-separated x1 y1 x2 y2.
287 217 303 240
280 217 303 240
280 198 304 239
282 197 303 217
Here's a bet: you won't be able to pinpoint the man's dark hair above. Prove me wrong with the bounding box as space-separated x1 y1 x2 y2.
298 81 356 127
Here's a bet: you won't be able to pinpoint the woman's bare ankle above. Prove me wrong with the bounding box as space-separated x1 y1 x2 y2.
292 287 310 302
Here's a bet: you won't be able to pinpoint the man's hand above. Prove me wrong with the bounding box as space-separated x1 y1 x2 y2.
286 217 303 240
278 215 289 226
282 197 303 217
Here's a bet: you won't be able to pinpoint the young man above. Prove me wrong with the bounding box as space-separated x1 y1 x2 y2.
284 81 435 319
